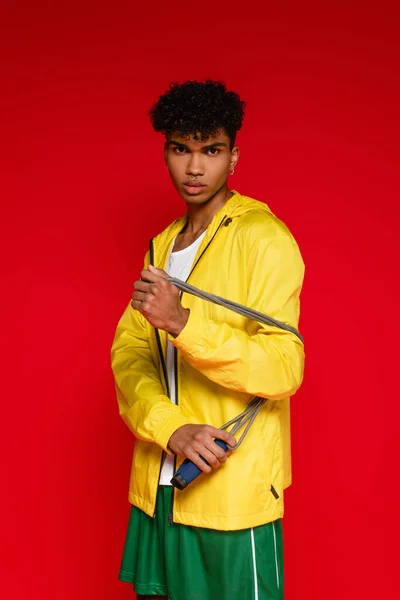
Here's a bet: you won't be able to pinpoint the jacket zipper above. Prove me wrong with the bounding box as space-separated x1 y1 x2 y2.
168 347 179 525
150 238 170 518
151 213 231 523
149 238 170 398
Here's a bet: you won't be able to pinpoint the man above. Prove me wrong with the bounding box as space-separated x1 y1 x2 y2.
111 79 305 600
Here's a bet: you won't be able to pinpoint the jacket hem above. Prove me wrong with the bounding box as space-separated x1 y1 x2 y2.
171 506 284 530
129 492 156 518
128 491 284 530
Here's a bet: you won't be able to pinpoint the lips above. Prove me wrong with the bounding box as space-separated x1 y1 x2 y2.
183 182 206 195
183 181 205 187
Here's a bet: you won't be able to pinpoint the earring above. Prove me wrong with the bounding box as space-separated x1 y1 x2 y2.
230 169 235 175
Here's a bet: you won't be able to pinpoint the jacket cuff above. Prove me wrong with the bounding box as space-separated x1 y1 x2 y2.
153 411 192 454
169 310 204 357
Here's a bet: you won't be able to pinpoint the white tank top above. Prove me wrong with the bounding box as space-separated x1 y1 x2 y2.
159 230 207 485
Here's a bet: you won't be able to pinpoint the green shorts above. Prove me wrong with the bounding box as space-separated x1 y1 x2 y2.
119 486 284 600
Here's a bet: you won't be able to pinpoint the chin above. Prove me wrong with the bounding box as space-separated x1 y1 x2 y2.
180 189 214 204
185 198 214 207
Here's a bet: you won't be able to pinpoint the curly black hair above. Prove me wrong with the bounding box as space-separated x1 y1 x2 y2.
149 79 245 149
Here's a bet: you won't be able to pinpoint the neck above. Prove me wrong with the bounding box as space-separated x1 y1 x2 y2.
184 185 233 234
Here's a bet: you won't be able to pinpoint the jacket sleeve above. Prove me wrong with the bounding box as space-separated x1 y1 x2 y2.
111 271 193 452
169 232 305 400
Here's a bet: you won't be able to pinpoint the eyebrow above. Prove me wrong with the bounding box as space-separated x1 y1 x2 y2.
166 140 228 150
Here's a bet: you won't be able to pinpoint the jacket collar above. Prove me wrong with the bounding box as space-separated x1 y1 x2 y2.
151 191 243 270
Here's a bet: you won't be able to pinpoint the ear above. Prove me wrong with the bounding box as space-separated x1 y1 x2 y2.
229 146 240 173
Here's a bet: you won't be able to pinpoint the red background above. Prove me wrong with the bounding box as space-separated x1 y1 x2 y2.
1 1 399 598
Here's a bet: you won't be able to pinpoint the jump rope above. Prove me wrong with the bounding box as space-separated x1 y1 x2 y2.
164 277 304 490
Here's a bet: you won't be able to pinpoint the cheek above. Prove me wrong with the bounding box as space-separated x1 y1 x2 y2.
167 158 186 178
209 158 231 179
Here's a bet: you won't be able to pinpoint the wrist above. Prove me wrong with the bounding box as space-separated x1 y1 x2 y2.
168 308 190 338
167 424 187 453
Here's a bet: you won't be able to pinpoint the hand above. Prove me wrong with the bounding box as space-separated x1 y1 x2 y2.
131 265 189 335
168 424 237 473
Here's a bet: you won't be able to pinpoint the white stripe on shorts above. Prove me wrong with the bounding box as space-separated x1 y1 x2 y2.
250 528 259 600
272 521 280 590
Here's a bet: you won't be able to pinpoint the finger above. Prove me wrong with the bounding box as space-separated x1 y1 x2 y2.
205 426 237 449
210 440 229 462
134 280 153 292
200 448 225 471
131 299 144 312
201 438 228 463
140 269 160 283
185 449 212 474
198 445 223 470
193 437 227 466
131 291 146 302
148 264 169 278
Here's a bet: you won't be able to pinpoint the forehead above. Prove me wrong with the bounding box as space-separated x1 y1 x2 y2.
167 129 230 147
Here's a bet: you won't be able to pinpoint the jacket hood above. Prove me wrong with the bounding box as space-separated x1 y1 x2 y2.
150 191 275 268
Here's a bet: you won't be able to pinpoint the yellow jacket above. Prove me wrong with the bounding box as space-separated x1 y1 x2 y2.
111 191 305 530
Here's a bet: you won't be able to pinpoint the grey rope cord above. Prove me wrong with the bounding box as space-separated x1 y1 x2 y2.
166 276 304 450
220 397 266 450
167 277 304 343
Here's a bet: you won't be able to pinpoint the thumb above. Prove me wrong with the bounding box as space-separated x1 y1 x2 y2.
148 264 169 278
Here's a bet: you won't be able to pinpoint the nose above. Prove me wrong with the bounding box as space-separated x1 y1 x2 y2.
185 153 205 177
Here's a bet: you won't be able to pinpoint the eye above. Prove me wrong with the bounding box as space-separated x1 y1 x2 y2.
173 146 187 154
207 147 220 156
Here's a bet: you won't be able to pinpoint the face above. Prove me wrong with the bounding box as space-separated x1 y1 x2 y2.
164 129 239 204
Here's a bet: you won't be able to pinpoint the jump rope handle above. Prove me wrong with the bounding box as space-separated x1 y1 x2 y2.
170 439 228 490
